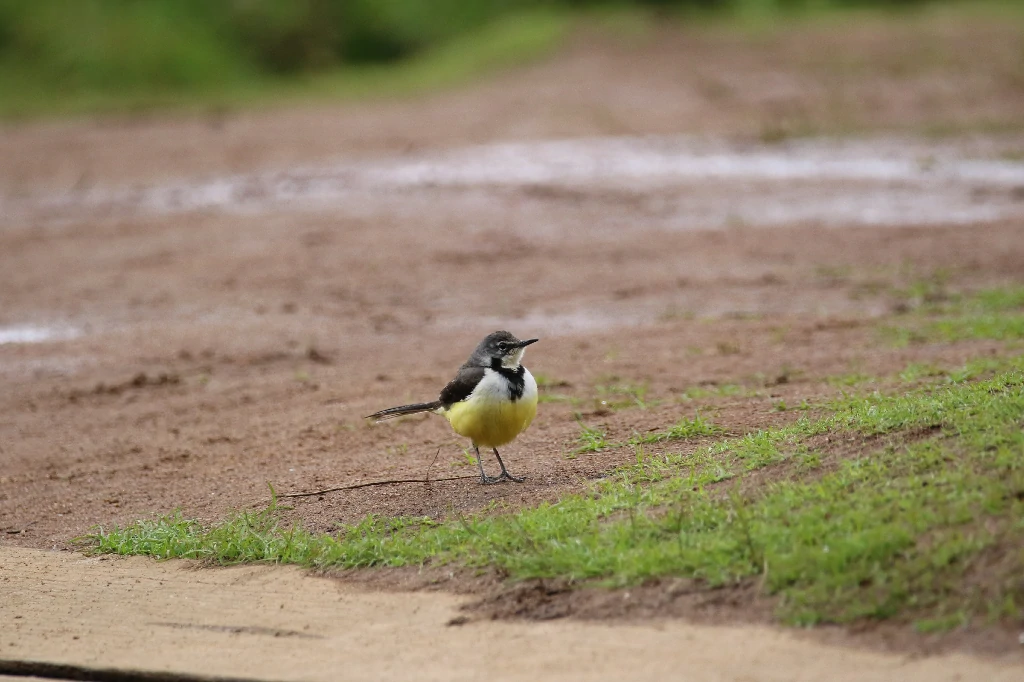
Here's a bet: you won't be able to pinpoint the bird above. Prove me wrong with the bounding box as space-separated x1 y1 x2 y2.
366 331 539 484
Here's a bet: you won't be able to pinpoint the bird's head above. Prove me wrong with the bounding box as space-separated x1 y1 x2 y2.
473 331 538 369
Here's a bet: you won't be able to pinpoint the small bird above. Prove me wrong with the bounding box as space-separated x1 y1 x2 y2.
367 331 539 484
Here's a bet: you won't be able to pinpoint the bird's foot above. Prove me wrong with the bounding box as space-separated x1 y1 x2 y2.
479 471 525 484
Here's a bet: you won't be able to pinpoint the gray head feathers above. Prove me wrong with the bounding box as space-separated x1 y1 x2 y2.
468 331 539 368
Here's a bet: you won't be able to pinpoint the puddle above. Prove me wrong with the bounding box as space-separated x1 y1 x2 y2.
0 324 80 345
5 135 1024 229
440 308 649 337
366 137 1024 187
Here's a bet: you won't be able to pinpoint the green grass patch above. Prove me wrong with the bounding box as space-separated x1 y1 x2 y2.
533 373 570 389
537 392 576 404
627 414 725 445
827 372 876 388
571 420 613 455
595 381 651 409
885 285 1024 346
89 354 1024 630
898 362 946 382
305 11 568 99
0 8 570 119
925 315 1024 343
681 383 748 401
971 287 1024 313
534 372 576 404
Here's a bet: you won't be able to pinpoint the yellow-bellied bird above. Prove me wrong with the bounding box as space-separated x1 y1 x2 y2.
367 331 539 484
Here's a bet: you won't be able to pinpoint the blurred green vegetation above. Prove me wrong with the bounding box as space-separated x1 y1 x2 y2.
0 0 1005 117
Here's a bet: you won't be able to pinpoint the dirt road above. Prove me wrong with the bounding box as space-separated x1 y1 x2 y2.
4 547 1022 682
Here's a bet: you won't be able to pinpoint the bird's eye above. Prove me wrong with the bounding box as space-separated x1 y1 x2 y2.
497 342 509 351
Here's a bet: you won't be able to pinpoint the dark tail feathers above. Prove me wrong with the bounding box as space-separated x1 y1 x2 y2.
366 401 443 422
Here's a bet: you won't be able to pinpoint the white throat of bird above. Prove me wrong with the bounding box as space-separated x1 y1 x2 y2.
501 348 526 369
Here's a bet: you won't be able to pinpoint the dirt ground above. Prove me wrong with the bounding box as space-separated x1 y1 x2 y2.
5 547 1023 682
2 15 1024 675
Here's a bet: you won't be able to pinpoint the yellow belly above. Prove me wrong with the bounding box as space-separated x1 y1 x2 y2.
444 394 537 448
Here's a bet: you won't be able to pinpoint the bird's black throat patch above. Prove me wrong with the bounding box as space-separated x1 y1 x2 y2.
490 359 526 401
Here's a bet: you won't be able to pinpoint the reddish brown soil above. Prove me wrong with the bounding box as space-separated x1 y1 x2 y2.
1 14 1024 660
2 216 1020 548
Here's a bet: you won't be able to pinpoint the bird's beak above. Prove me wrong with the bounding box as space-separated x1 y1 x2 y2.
517 338 539 348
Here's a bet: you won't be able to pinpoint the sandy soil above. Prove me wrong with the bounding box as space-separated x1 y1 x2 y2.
2 16 1024 676
4 546 1023 682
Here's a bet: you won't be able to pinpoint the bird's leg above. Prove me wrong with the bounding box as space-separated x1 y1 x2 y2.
476 446 502 485
493 448 525 482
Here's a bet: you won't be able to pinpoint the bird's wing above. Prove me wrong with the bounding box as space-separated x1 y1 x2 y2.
439 365 486 406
